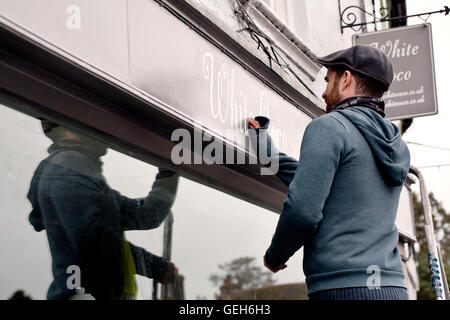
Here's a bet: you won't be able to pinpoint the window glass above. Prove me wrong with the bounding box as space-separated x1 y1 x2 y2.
0 104 304 300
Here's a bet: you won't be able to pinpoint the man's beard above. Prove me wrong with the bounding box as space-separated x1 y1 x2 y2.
325 79 343 113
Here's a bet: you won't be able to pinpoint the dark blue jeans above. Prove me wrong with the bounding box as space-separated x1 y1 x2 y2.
308 286 409 300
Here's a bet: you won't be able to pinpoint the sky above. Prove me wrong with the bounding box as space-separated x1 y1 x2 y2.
400 0 450 211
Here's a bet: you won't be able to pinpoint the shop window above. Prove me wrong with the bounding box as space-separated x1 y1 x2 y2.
0 104 304 300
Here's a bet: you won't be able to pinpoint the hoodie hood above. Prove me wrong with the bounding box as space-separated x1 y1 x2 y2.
336 106 410 186
28 139 105 232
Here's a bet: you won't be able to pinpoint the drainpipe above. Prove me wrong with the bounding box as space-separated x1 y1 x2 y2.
247 0 318 61
240 0 320 79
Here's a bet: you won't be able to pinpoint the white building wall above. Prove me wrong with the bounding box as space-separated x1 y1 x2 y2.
190 0 362 56
288 0 359 55
186 0 364 100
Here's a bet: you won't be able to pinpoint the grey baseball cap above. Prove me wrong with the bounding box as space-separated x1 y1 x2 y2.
316 45 394 90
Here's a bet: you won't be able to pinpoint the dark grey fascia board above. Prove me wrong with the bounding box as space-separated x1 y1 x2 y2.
157 0 325 119
0 22 288 215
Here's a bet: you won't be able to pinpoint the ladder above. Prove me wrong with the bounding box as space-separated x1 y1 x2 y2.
409 166 449 300
153 210 183 300
161 210 174 300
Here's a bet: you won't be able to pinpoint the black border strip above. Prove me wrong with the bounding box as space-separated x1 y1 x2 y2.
0 22 288 214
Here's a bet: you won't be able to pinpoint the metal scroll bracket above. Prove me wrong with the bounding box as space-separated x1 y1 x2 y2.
338 0 449 34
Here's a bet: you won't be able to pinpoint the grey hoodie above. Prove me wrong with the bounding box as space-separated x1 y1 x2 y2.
27 140 179 299
259 105 410 294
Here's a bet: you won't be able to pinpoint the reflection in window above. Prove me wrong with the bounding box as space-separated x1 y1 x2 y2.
0 105 180 300
0 104 304 300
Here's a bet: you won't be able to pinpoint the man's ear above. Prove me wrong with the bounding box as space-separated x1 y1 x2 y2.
341 70 353 91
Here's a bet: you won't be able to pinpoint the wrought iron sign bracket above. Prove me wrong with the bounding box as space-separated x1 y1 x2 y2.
338 1 449 34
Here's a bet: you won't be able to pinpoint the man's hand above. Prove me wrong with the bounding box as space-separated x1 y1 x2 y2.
157 167 178 179
248 118 261 129
264 255 287 273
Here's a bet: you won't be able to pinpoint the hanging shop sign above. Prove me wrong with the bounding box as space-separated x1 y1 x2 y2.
353 24 438 120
